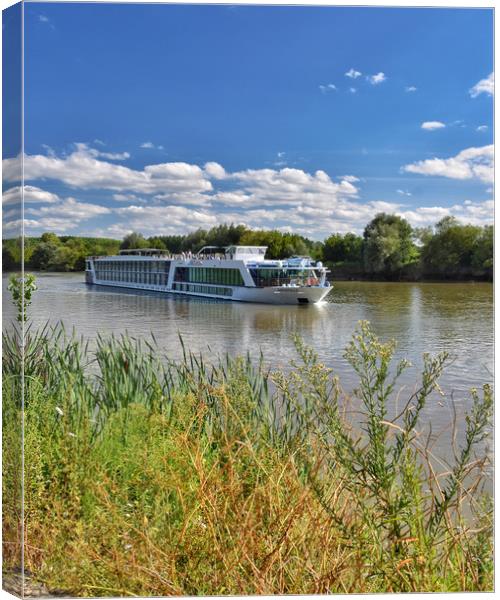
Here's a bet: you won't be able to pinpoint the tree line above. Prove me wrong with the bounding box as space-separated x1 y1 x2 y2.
323 214 492 280
2 216 493 280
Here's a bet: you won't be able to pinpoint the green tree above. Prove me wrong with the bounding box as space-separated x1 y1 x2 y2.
421 217 482 277
50 246 79 271
40 232 60 245
323 233 363 264
29 241 60 270
2 244 18 271
239 230 312 259
472 225 493 274
120 232 148 250
205 223 247 247
158 235 184 254
147 237 167 250
363 213 419 277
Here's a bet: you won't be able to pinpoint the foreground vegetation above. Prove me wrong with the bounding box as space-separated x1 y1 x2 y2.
2 279 493 595
3 213 493 280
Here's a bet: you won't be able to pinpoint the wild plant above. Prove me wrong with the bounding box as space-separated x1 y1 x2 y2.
271 321 493 591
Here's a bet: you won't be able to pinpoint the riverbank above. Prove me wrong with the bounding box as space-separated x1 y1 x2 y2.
2 319 493 595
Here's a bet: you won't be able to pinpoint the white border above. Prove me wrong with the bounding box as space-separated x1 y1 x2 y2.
0 2 495 599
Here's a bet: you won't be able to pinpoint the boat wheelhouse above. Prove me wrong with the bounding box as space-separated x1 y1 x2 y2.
85 245 332 305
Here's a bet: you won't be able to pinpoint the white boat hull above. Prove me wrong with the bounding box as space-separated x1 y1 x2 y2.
231 285 332 304
89 279 332 305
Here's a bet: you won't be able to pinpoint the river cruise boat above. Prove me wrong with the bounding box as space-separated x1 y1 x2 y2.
85 246 332 305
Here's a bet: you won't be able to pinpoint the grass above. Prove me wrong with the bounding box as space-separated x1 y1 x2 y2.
2 318 493 595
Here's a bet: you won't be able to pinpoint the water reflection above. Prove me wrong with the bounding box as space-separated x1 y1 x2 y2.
3 274 493 394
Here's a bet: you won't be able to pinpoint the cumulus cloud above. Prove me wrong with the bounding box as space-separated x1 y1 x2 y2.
349 87 357 94
3 185 60 205
3 145 213 197
319 83 337 93
421 121 446 131
6 142 492 240
26 197 110 219
114 204 218 234
97 151 130 160
5 197 111 236
368 72 386 85
3 218 41 233
219 166 359 210
469 72 494 98
345 68 362 79
73 143 130 161
112 193 141 202
399 199 493 228
402 145 493 184
405 86 417 92
476 125 488 132
204 161 226 180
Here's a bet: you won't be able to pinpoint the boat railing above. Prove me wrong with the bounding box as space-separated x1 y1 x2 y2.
87 252 227 261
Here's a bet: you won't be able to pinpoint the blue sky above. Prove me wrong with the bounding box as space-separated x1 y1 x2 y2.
2 3 494 240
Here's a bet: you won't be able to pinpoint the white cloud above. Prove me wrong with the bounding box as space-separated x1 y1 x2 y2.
152 191 213 206
203 161 226 180
140 142 164 150
97 151 130 160
5 143 492 240
345 68 362 79
113 193 138 202
220 166 359 210
319 83 337 93
12 198 111 235
349 87 357 94
3 185 60 205
397 189 412 197
402 145 493 184
399 199 492 228
73 143 130 161
421 121 446 131
405 86 417 92
114 204 218 235
476 125 488 132
27 197 111 220
3 218 41 233
3 145 213 197
469 72 494 98
368 72 386 85
41 144 56 157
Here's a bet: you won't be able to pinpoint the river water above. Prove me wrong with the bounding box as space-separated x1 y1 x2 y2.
2 273 494 462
